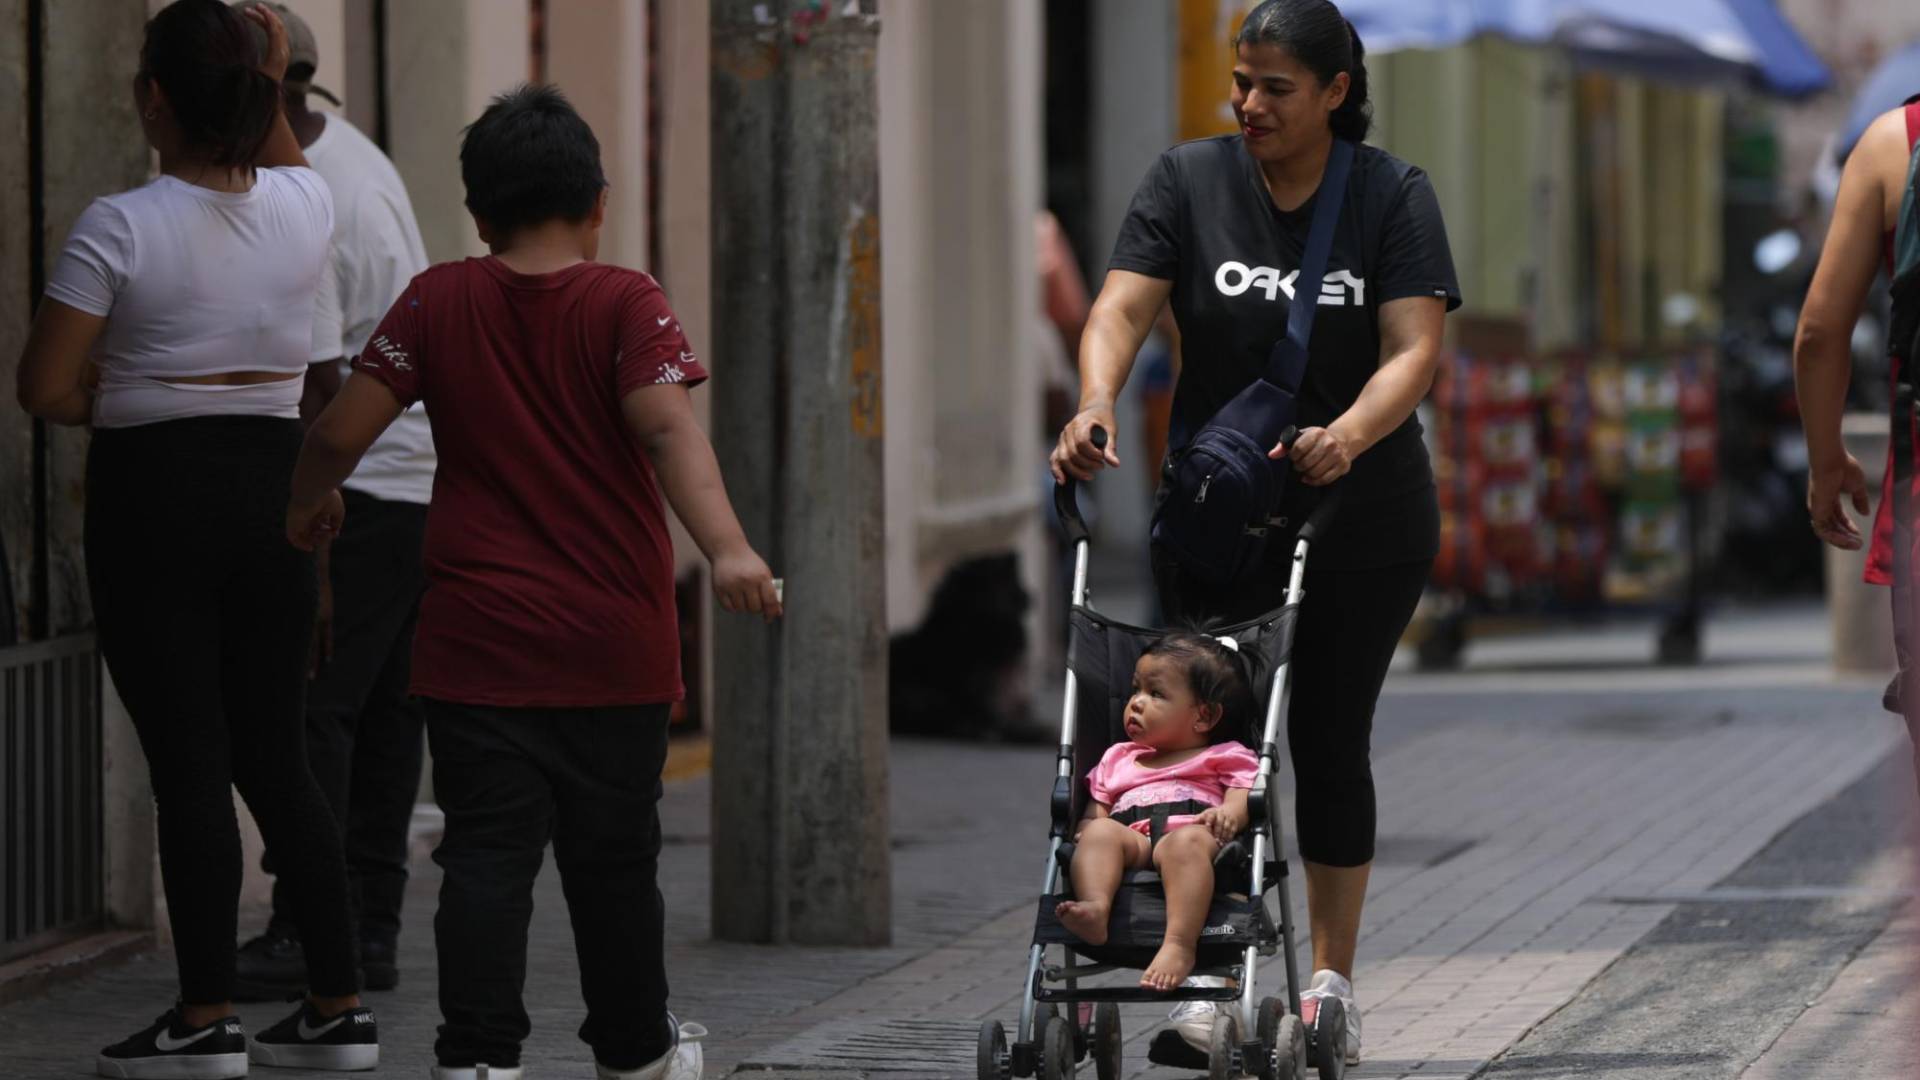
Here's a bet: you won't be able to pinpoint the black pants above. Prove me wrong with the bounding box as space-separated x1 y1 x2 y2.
1154 545 1431 868
265 489 427 949
86 416 358 1002
426 699 676 1070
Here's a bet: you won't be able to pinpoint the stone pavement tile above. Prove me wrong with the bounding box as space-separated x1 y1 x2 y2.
0 739 1056 1080
1255 692 1896 1079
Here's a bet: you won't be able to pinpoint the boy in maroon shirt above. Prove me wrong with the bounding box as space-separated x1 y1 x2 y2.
286 85 778 1080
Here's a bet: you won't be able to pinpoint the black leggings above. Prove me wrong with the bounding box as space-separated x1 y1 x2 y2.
1154 547 1430 868
87 416 358 1003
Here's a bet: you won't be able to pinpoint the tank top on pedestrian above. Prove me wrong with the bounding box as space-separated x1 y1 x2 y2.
1866 98 1920 586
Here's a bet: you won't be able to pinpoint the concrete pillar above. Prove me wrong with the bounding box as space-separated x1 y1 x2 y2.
385 0 530 263
710 0 890 946
1831 413 1897 674
0 0 31 640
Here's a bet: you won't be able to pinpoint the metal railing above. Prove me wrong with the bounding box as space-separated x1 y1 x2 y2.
1 635 102 964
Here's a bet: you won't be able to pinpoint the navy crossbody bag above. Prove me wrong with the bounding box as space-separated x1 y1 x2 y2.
1151 138 1353 586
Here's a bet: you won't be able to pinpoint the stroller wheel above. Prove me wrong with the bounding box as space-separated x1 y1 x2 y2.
1041 1010 1077 1080
977 1019 1009 1080
1090 1002 1122 1080
1206 1012 1239 1080
1306 995 1346 1080
1256 997 1303 1080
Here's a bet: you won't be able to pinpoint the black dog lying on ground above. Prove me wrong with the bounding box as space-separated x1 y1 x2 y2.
889 552 1034 740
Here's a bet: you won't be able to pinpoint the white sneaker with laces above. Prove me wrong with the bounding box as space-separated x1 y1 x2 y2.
1299 968 1361 1065
1169 976 1230 1051
596 1017 706 1080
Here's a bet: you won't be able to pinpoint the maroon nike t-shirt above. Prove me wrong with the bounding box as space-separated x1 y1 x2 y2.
352 256 708 707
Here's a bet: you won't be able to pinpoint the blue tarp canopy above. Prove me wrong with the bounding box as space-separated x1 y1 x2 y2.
1339 0 1831 99
1840 39 1920 157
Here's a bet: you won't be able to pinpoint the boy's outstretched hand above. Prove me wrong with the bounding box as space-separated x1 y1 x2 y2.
714 545 783 622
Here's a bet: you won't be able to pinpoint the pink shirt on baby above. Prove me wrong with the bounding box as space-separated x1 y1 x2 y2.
1087 741 1262 838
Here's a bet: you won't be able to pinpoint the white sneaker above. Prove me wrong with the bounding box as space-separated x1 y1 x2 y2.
1299 969 1361 1065
596 1017 706 1080
1169 976 1231 1051
430 1067 523 1080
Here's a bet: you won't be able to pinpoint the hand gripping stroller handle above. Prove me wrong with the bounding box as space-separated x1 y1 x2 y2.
1296 483 1344 545
1051 426 1107 545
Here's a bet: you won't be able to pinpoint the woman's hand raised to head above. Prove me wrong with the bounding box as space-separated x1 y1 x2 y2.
1051 404 1121 485
240 3 291 83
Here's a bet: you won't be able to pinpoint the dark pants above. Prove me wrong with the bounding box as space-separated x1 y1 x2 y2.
1154 542 1431 868
86 416 358 1002
266 489 427 949
426 699 676 1070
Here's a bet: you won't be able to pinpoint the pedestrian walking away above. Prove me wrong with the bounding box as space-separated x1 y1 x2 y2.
285 84 783 1080
1793 93 1920 784
224 0 438 1006
15 2 375 1076
1049 0 1460 1067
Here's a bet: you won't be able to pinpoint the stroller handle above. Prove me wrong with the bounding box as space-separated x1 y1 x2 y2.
1051 426 1107 545
1297 482 1344 544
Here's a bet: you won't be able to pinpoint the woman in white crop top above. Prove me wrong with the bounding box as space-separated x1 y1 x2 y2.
14 3 375 1074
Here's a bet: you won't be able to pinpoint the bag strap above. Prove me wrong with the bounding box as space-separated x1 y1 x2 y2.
1263 138 1355 391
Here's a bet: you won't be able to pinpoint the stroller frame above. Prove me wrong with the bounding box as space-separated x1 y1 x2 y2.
978 469 1345 1080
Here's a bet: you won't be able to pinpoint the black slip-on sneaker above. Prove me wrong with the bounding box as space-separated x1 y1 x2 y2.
97 1008 248 1079
247 1002 378 1071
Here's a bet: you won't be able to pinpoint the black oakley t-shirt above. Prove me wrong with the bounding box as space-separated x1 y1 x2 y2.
1112 136 1461 570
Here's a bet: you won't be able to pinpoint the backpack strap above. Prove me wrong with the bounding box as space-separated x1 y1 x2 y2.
1891 97 1920 711
1897 98 1920 282
1263 138 1356 392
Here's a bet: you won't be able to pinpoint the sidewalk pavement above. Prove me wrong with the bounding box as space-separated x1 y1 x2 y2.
1741 903 1918 1079
0 606 1912 1079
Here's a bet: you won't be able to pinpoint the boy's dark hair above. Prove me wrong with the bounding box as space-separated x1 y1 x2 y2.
1142 630 1259 745
1235 0 1373 142
141 0 280 167
460 84 608 238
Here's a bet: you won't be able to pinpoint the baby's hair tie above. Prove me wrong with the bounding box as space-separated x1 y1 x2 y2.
1214 635 1241 653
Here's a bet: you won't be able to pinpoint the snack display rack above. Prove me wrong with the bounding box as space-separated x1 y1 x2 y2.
1420 319 1718 668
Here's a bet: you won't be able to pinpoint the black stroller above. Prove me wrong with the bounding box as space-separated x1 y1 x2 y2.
976 454 1347 1080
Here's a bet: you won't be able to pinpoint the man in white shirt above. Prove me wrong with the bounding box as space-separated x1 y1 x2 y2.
234 1 434 1000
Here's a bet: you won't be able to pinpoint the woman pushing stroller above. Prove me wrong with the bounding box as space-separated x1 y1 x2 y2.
1056 634 1260 990
1049 0 1459 1065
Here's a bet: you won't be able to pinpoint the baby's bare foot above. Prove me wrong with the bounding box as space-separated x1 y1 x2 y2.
1054 900 1111 946
1140 940 1197 990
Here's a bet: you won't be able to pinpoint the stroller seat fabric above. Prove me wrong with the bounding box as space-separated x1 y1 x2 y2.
1034 604 1299 966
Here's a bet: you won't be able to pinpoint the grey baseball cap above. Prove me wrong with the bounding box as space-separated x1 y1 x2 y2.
234 1 341 105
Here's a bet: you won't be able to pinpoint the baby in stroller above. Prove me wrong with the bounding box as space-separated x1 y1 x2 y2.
1055 632 1260 990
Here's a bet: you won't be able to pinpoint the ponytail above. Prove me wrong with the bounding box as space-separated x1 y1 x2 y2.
1330 19 1373 143
142 0 281 167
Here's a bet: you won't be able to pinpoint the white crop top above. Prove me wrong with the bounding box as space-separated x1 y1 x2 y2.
44 167 334 429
